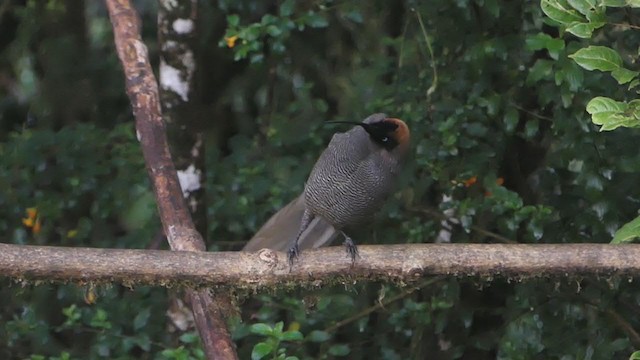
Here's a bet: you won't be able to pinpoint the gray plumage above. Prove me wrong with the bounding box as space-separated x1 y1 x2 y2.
303 113 402 230
243 113 409 262
243 194 338 252
286 113 410 263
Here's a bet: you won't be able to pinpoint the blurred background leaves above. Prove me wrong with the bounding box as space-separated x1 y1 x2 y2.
2 0 640 359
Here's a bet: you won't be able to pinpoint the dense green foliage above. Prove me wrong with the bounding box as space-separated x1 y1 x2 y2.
2 0 640 359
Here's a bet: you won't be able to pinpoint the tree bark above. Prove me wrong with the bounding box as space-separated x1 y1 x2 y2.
105 1 236 358
158 0 207 236
2 243 639 287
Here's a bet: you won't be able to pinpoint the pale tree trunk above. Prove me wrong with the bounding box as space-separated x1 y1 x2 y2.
158 0 206 236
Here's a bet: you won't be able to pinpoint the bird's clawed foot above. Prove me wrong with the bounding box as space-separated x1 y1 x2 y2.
344 237 359 263
287 244 300 269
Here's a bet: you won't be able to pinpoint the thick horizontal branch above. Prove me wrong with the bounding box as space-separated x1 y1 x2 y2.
1 243 638 289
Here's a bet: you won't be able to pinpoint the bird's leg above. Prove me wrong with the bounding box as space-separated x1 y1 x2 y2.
288 209 314 267
341 231 360 263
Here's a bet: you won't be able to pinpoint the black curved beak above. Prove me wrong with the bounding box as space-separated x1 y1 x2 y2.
325 121 368 128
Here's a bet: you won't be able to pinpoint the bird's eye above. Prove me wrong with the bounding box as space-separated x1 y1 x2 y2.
381 136 389 142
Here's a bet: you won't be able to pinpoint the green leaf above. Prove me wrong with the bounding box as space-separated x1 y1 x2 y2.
179 332 200 344
598 114 640 130
121 190 155 230
567 0 596 15
526 59 554 84
135 335 151 351
586 6 606 22
89 308 112 329
584 97 640 130
524 119 540 138
281 330 303 341
601 0 625 6
252 342 274 360
328 344 351 356
266 25 282 37
566 21 604 38
541 0 585 24
305 11 329 28
569 46 622 71
526 33 565 59
273 321 284 335
53 352 71 360
242 23 263 42
308 330 331 342
630 350 640 360
279 0 295 17
133 308 150 330
612 215 640 244
586 96 627 114
61 304 81 327
628 0 640 7
484 0 501 17
227 14 240 27
611 68 639 84
558 61 584 91
161 346 189 359
345 10 364 23
251 323 273 336
586 97 634 130
629 100 640 119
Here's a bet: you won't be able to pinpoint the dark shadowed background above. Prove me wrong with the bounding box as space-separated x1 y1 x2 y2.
1 1 640 359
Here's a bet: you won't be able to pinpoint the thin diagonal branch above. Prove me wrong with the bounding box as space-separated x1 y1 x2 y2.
324 277 444 333
104 1 236 358
410 207 516 244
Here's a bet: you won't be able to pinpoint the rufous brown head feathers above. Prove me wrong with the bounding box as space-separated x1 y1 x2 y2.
326 116 410 153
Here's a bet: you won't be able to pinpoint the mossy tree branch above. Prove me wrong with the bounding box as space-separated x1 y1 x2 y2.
2 243 639 288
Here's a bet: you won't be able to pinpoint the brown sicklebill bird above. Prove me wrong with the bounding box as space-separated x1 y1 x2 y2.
244 113 411 265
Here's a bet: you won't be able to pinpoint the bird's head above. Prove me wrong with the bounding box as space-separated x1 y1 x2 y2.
327 113 411 155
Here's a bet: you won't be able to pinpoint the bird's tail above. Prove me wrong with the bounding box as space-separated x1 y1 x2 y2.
243 194 338 252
